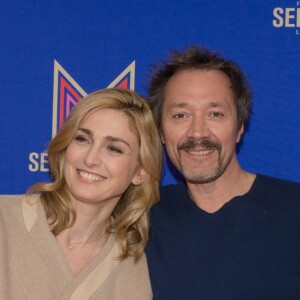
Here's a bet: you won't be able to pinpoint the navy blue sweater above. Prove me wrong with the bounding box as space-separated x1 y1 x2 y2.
146 175 300 299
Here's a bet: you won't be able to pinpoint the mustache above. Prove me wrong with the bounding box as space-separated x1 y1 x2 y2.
178 139 221 151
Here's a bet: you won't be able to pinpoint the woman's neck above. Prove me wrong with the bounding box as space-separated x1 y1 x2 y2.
56 205 112 276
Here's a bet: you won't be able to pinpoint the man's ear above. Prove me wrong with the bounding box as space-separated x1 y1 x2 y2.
131 168 149 186
236 124 244 143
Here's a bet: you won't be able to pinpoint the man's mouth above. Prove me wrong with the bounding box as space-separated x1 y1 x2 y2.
178 139 221 154
187 148 215 156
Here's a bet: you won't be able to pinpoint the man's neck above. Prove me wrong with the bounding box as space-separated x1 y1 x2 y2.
186 165 256 213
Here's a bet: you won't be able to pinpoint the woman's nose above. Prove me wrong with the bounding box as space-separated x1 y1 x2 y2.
83 146 102 167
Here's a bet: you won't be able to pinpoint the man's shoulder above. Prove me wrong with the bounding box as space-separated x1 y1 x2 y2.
160 181 187 195
158 181 188 204
151 182 188 216
256 174 300 195
254 174 300 211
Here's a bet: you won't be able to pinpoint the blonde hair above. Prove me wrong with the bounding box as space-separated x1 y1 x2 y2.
28 88 162 260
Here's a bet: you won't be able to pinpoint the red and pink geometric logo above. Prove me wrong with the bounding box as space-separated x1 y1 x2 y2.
52 60 135 137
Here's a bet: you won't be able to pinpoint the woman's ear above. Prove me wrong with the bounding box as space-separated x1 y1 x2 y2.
160 130 165 144
131 168 149 186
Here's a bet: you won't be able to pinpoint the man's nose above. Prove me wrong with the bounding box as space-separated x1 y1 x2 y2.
187 116 210 140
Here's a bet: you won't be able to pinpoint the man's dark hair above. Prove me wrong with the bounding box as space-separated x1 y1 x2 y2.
148 45 252 131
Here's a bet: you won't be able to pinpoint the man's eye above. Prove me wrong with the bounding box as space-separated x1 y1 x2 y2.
107 146 123 154
210 112 224 117
173 113 186 119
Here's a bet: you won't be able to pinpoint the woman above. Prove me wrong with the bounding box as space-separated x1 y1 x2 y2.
0 88 162 299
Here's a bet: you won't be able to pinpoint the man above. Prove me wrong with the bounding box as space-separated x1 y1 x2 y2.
146 46 300 299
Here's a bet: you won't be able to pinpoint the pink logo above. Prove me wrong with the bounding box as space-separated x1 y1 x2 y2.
52 60 135 137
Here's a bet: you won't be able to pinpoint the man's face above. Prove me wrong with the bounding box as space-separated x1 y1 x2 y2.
161 69 244 184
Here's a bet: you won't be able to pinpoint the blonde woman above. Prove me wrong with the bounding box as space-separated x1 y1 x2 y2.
0 88 162 299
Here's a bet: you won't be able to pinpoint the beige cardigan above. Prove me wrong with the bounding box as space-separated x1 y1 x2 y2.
0 195 152 299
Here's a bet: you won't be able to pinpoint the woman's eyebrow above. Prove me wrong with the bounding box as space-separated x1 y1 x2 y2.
77 127 132 149
105 136 131 149
77 127 92 136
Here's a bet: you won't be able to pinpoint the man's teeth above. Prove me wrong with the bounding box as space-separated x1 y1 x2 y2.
188 149 214 155
79 171 104 181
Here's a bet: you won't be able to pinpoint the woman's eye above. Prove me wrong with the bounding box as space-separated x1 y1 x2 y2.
74 135 89 143
107 146 123 154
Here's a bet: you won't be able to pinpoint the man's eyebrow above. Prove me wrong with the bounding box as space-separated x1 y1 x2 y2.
171 101 189 108
171 100 225 108
208 101 224 107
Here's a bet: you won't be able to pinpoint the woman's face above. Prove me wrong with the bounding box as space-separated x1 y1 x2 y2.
64 108 145 209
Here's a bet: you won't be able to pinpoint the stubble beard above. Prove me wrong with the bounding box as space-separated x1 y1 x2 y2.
175 138 231 184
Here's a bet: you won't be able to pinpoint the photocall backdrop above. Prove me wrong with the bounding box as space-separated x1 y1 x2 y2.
1 0 299 194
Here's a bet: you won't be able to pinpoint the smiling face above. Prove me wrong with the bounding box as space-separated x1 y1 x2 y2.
64 108 145 208
161 69 244 184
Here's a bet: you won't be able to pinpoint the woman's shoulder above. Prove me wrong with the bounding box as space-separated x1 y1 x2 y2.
112 252 152 299
0 194 41 222
119 252 149 273
0 194 24 209
0 195 28 240
0 194 40 207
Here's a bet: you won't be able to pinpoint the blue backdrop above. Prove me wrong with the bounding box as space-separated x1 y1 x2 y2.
1 0 299 194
